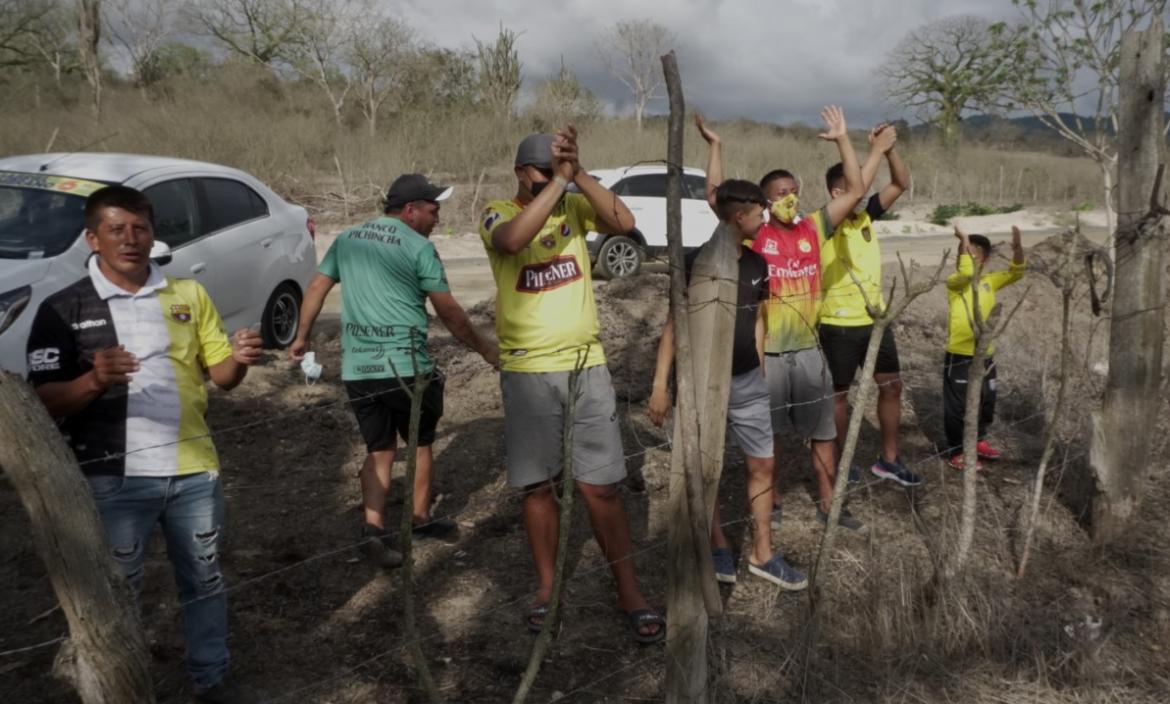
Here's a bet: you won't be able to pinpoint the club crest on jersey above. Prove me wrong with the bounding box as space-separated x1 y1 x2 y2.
762 239 779 255
517 255 583 293
483 211 502 232
560 222 571 238
540 234 557 249
798 239 812 253
861 225 872 242
171 304 192 323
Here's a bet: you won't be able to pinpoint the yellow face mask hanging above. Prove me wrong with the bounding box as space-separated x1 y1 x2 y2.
770 193 800 225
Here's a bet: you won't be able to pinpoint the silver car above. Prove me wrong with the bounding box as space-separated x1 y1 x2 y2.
0 153 316 375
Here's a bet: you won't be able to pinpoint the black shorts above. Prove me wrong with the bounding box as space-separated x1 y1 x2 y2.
818 324 900 388
344 373 444 452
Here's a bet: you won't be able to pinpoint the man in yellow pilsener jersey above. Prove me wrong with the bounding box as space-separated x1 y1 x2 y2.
479 126 663 643
943 225 1026 469
819 124 923 487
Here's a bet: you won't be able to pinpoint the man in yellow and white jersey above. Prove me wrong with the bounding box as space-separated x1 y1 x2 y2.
818 124 923 487
26 186 262 703
479 126 663 643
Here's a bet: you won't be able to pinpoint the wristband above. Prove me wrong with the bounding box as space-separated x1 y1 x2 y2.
553 175 570 189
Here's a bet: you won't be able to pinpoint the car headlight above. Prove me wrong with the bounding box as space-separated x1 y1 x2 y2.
0 286 32 336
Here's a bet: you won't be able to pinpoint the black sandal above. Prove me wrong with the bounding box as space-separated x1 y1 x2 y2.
626 608 666 644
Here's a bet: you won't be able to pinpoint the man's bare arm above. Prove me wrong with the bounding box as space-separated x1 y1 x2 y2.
696 114 723 211
428 291 499 368
819 106 865 229
289 273 335 361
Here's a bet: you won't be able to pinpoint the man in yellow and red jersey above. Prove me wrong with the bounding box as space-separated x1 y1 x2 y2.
26 186 262 703
819 123 923 488
479 126 663 643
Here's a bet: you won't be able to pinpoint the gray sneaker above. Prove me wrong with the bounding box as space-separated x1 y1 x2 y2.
816 507 867 532
359 524 403 569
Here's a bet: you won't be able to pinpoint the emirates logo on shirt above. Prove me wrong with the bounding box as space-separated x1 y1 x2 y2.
516 255 583 293
170 304 192 323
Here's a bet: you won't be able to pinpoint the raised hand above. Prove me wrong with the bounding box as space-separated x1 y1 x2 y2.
552 123 580 180
694 113 720 145
817 105 848 141
871 123 897 153
231 328 263 366
92 346 139 387
954 224 972 256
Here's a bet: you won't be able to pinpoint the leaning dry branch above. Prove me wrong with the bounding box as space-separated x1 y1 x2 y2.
1018 232 1079 578
388 335 442 704
511 354 586 704
810 252 949 603
950 268 1031 576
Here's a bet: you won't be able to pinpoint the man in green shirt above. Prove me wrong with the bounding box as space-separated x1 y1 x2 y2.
292 174 497 567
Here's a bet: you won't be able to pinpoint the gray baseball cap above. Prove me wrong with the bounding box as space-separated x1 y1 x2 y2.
514 133 555 169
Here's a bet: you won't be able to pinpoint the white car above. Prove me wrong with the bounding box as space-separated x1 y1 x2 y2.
583 165 720 278
0 153 316 375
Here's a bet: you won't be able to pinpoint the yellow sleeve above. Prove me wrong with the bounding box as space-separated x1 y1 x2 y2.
988 259 1026 291
568 193 599 234
810 209 829 244
478 201 513 251
946 254 974 292
195 283 232 368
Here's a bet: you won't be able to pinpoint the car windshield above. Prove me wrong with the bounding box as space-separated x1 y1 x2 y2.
0 173 108 260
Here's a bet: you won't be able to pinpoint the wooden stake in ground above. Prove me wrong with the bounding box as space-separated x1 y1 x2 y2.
512 354 586 704
661 50 738 704
1089 18 1168 544
0 372 154 703
388 334 442 704
810 254 947 603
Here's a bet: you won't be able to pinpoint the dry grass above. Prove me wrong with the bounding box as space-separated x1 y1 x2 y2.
0 66 1102 231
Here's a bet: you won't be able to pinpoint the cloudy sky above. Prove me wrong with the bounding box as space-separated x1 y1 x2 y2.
397 0 1023 126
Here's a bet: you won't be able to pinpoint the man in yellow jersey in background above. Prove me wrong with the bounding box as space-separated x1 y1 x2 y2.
943 225 1026 469
479 126 664 643
819 123 923 487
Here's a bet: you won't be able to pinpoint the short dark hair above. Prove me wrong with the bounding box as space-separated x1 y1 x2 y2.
759 169 797 191
715 179 767 221
968 234 992 258
825 162 845 192
85 186 154 231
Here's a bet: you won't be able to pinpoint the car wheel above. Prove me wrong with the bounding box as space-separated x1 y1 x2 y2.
596 235 643 279
261 282 301 349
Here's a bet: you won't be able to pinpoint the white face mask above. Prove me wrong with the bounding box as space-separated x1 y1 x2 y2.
300 351 323 384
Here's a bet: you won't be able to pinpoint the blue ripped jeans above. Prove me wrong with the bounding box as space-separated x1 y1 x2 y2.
85 471 229 691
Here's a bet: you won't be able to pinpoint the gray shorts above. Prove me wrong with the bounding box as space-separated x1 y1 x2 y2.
727 368 774 459
500 365 627 488
765 348 837 442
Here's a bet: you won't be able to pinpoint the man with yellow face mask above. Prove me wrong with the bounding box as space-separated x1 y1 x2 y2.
700 106 868 534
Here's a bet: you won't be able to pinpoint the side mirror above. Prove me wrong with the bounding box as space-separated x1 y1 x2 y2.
150 240 173 267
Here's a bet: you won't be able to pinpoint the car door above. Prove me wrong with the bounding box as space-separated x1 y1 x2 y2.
682 174 721 247
141 179 216 292
195 177 274 329
612 173 668 248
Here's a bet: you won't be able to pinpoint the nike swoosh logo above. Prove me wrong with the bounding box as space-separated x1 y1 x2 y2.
751 277 764 286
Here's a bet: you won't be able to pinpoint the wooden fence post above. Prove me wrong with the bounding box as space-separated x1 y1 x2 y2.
661 50 738 704
0 372 154 703
1089 18 1167 543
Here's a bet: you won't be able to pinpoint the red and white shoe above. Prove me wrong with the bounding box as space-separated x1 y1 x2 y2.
948 454 984 471
976 440 1002 461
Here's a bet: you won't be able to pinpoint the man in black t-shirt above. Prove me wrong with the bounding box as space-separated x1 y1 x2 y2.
648 178 808 592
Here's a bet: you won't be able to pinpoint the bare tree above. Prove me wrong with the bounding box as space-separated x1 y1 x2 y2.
191 0 307 66
597 19 675 130
288 0 357 126
28 0 78 87
474 23 521 118
0 0 53 69
104 0 177 90
346 13 412 136
994 0 1170 234
881 15 1019 148
76 0 102 117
